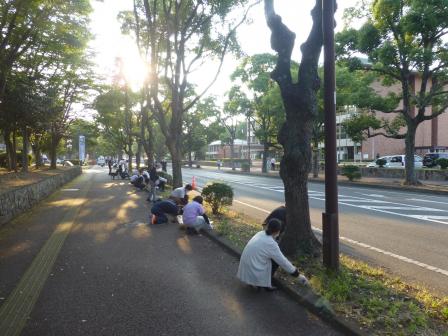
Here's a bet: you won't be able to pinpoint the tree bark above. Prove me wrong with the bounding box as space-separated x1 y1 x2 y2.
50 135 58 170
3 127 15 171
265 0 322 256
262 143 269 173
404 122 419 185
230 139 235 170
12 129 17 172
21 126 29 172
168 139 183 188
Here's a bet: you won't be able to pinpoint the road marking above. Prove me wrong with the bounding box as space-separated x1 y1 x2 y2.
61 188 80 191
359 193 386 197
0 175 93 336
233 199 448 278
407 198 448 205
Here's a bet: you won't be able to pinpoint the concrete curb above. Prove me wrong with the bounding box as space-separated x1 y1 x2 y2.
223 169 448 196
202 229 367 336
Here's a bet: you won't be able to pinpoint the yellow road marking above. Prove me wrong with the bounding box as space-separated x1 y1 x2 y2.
0 173 93 336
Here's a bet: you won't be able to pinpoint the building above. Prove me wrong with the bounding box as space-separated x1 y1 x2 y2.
334 76 448 161
206 139 264 160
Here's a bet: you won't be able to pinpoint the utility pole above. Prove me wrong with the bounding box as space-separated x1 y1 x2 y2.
322 0 339 271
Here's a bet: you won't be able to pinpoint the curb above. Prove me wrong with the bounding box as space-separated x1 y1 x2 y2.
222 169 448 196
202 230 366 336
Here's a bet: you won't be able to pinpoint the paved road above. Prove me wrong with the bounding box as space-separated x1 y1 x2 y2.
0 167 340 336
182 167 448 296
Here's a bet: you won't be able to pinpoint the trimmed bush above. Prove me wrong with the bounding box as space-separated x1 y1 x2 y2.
341 165 361 181
202 182 234 214
376 158 387 167
241 162 250 172
157 171 173 185
436 158 448 169
0 152 32 168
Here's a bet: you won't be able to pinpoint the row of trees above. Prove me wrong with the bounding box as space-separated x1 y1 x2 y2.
95 0 448 259
0 0 94 171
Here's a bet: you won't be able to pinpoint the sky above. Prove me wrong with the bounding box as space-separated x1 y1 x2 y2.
89 0 360 98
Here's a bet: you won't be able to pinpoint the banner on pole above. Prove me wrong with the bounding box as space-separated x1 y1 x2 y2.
79 135 85 162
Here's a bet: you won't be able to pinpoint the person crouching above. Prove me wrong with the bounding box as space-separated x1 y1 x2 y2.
237 218 308 291
150 199 179 225
182 196 212 234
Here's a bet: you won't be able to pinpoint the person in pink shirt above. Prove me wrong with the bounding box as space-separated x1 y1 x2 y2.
182 196 212 234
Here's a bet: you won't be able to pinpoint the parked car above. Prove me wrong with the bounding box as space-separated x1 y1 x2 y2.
422 153 448 168
367 155 423 168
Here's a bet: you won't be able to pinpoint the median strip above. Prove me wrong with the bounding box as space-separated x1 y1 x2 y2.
0 174 93 336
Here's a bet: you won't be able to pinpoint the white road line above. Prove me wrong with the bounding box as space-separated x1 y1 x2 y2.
234 199 448 277
407 198 448 205
360 206 444 211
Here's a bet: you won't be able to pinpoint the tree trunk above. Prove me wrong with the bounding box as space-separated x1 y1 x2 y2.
12 129 17 172
265 0 323 257
188 151 193 168
262 143 269 173
50 133 60 170
169 141 183 188
136 142 142 169
22 127 29 173
312 142 319 178
230 139 235 170
404 123 419 185
3 127 15 171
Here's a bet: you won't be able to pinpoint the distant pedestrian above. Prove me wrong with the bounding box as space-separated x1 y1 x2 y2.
217 160 222 170
161 160 167 172
237 219 308 291
270 157 276 171
108 159 112 175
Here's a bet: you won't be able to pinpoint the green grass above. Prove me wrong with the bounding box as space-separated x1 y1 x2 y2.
207 205 448 336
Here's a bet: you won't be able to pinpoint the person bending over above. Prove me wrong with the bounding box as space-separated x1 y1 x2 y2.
150 199 179 224
170 184 193 206
182 196 212 234
237 219 308 291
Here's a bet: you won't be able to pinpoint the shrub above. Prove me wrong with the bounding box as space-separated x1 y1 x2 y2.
157 171 173 185
376 158 387 167
202 182 234 214
0 152 32 168
341 165 361 181
436 158 448 170
241 162 250 172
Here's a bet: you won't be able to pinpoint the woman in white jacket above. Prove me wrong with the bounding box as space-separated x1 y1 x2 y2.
237 219 308 291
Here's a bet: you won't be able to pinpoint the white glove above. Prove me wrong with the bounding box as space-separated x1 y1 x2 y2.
298 274 309 286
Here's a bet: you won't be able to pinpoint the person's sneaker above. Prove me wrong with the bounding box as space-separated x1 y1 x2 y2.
186 227 198 235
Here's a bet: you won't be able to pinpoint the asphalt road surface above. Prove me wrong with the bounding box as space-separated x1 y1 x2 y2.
0 167 340 336
182 167 448 296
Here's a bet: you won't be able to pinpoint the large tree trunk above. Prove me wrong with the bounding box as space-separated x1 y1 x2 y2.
168 140 183 188
262 142 269 173
3 127 15 171
265 0 323 257
50 133 60 170
21 127 29 173
404 123 419 185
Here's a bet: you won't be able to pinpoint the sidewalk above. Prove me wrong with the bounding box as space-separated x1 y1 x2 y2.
0 167 342 335
203 164 448 195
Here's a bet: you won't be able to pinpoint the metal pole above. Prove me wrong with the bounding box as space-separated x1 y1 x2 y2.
322 0 339 271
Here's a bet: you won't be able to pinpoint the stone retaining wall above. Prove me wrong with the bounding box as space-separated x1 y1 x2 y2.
0 167 82 226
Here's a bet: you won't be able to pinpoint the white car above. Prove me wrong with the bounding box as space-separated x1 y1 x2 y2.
367 155 423 168
97 156 105 167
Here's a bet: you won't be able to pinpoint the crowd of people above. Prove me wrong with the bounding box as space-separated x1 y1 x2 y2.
117 161 307 292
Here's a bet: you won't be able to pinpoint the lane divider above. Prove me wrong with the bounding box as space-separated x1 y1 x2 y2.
233 199 448 277
0 173 93 336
